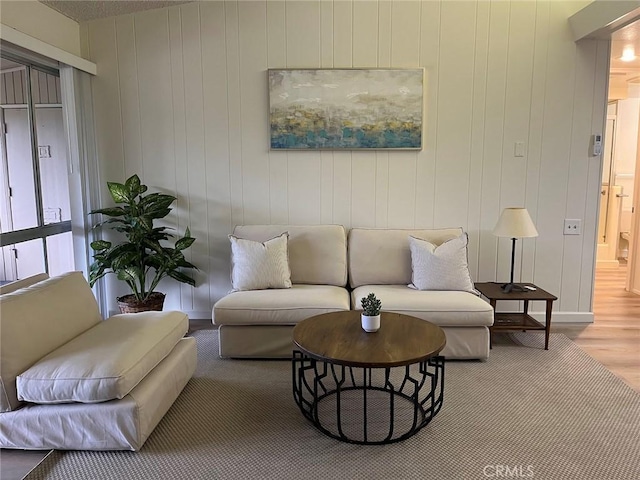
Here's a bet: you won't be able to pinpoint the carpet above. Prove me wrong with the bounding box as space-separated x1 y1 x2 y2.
26 331 640 480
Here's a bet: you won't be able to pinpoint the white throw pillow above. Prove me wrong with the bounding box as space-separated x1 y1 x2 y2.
229 232 292 291
409 233 475 293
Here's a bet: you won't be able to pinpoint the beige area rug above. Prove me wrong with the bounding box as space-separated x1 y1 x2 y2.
26 332 640 480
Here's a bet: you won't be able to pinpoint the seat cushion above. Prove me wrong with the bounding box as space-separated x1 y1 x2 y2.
17 311 188 404
351 285 494 327
0 272 102 412
213 285 350 326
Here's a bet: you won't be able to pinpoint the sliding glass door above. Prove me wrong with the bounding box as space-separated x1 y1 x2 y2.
0 56 74 281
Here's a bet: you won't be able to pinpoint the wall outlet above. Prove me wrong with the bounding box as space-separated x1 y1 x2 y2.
564 219 582 235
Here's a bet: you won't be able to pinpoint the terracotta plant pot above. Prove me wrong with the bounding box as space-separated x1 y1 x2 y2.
117 292 165 313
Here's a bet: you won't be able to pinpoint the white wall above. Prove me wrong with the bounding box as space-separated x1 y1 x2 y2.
83 0 608 320
0 0 81 57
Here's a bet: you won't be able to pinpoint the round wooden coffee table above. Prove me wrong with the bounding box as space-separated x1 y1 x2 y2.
292 310 446 444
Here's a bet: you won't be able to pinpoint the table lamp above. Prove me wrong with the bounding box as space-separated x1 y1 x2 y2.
492 207 538 293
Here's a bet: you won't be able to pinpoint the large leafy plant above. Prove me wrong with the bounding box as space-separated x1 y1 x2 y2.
89 174 197 302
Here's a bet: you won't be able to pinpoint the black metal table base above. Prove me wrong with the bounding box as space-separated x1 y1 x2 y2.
292 352 445 445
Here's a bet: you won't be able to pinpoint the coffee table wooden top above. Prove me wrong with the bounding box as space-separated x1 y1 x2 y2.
293 311 446 368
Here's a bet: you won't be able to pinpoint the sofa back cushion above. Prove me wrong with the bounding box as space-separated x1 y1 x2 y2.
348 227 464 288
233 225 347 286
0 273 49 295
0 271 102 412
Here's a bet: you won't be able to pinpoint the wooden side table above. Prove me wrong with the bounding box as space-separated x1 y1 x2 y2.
474 282 558 350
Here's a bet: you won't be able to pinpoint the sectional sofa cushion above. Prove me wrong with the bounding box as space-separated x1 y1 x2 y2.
351 285 494 327
229 232 292 291
348 228 464 288
409 233 475 292
0 273 49 295
17 311 188 404
214 285 350 326
233 225 347 286
0 272 102 412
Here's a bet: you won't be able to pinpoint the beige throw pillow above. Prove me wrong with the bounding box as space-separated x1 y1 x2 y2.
409 233 475 293
229 232 292 291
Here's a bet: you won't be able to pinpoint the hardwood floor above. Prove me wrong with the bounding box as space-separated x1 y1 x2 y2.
553 264 640 393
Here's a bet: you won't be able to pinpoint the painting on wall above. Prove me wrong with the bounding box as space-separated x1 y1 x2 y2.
268 69 424 150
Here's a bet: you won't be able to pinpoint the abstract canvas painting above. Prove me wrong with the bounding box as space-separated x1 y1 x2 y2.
268 69 423 150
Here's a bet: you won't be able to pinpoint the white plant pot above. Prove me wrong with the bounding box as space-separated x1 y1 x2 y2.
361 314 381 332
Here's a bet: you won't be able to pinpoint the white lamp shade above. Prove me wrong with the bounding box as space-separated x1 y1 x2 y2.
492 208 538 238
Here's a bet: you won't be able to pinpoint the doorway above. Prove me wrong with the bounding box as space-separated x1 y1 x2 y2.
596 21 640 296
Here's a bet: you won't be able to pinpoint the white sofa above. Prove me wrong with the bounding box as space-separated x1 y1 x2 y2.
0 271 197 451
213 225 494 360
213 225 351 357
349 228 494 360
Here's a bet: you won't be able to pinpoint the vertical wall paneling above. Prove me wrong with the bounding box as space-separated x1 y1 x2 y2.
560 39 598 311
534 1 578 303
466 0 490 280
87 18 128 303
0 76 6 104
134 9 173 193
135 8 183 307
285 0 321 224
267 1 289 224
580 39 610 312
375 0 392 227
331 0 353 227
225 1 245 227
432 0 475 228
387 0 421 228
319 0 334 224
168 6 194 310
5 71 16 104
351 1 378 228
181 3 209 312
522 1 550 286
115 15 143 179
14 71 24 104
201 1 233 303
497 0 536 286
238 1 269 225
38 71 48 103
46 73 57 103
477 0 510 282
415 0 441 229
85 0 609 319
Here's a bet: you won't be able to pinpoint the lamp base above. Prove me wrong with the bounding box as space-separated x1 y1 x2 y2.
500 283 529 293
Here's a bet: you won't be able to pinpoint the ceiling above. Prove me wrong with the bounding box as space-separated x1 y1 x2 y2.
610 19 640 97
39 1 193 22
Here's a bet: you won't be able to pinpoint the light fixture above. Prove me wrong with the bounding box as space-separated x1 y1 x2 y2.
492 207 538 293
621 46 636 62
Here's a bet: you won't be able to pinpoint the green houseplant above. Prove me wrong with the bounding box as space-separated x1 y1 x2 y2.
88 174 197 313
360 293 382 332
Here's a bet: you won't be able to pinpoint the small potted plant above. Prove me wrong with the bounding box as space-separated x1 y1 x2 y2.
360 293 382 332
88 174 197 313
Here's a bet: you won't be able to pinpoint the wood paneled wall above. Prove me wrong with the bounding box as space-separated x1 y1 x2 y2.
0 69 61 105
82 1 609 319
